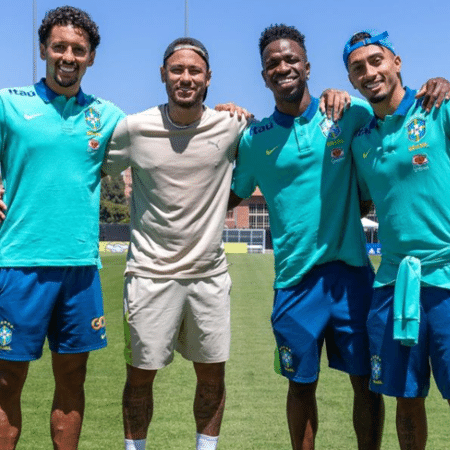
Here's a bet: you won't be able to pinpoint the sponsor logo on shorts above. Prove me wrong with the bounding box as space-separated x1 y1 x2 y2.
0 321 14 350
91 316 106 331
330 147 345 164
407 118 426 142
319 118 341 139
412 153 429 172
85 107 101 131
279 346 294 372
370 355 382 384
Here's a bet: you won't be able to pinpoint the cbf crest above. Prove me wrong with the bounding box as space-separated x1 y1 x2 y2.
370 355 382 384
279 346 294 372
0 321 13 350
319 118 341 139
85 107 101 131
406 118 426 142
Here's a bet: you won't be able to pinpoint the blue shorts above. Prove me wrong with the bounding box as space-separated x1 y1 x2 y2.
272 261 374 383
0 267 107 361
368 286 450 399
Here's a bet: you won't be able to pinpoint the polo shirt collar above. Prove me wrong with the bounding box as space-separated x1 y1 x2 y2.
273 97 319 128
35 78 87 106
393 87 417 116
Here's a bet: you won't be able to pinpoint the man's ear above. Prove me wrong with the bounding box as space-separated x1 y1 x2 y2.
261 69 268 88
205 69 212 87
40 43 46 60
87 50 96 67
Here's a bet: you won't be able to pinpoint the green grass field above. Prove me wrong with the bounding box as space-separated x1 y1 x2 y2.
16 253 450 449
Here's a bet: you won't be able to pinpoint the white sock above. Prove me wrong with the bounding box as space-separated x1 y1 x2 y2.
196 433 219 450
124 438 146 450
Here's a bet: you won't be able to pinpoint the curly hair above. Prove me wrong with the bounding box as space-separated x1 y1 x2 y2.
38 6 100 50
259 24 307 59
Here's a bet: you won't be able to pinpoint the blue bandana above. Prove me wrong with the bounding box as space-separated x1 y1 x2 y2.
343 30 395 69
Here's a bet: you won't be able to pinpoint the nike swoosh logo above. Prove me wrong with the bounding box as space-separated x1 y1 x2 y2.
363 149 371 159
24 113 43 120
266 146 279 156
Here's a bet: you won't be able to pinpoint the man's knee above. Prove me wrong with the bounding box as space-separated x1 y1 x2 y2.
288 379 318 398
126 364 157 388
0 361 29 398
194 362 225 385
52 353 89 391
396 397 425 412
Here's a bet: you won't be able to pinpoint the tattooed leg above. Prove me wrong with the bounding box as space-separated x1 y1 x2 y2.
396 397 427 450
122 365 157 439
193 362 226 436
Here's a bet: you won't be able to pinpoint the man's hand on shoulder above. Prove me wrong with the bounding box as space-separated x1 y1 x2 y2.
214 103 254 121
319 89 351 122
416 77 450 113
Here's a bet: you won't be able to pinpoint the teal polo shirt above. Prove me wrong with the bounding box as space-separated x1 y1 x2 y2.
232 96 372 289
352 87 450 288
0 79 125 267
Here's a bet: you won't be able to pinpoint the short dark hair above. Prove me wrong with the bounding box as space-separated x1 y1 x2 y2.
38 6 100 51
259 24 307 60
349 32 372 47
163 37 210 69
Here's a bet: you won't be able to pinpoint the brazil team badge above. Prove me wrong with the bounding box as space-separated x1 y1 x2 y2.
370 355 382 384
0 321 13 350
85 107 101 131
279 346 295 372
406 118 426 142
319 118 341 139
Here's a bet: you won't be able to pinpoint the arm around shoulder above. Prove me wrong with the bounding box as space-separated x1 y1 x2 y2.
102 116 132 176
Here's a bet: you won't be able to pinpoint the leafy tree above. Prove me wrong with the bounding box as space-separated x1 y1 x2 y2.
100 175 130 223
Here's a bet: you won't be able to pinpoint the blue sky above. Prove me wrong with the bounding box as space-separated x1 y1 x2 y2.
1 0 447 119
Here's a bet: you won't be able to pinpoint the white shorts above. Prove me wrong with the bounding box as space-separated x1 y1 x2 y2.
123 271 232 369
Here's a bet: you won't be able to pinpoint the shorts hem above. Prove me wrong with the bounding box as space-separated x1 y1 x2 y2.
283 372 319 383
370 384 428 398
0 354 41 362
127 361 171 370
49 341 107 354
186 357 229 364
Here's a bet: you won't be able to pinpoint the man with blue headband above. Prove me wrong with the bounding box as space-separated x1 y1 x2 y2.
345 29 450 449
229 23 450 450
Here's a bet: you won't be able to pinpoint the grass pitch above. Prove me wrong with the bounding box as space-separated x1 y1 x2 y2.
17 253 450 449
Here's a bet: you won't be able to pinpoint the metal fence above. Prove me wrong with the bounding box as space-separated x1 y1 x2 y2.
222 228 266 254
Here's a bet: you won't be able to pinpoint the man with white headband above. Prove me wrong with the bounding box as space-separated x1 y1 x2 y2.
345 29 450 450
102 37 250 450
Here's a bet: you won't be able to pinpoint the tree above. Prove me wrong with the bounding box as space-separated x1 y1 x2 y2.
100 175 130 223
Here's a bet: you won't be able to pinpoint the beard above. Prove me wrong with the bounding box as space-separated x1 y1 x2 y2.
54 73 78 88
167 85 206 109
368 93 388 104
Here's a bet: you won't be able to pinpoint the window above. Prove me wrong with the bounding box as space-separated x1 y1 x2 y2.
249 203 270 229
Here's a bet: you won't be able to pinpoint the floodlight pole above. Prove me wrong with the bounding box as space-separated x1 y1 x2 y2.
184 0 189 36
32 0 37 83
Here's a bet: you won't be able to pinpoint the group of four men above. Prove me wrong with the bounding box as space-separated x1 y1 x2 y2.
0 5 449 450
